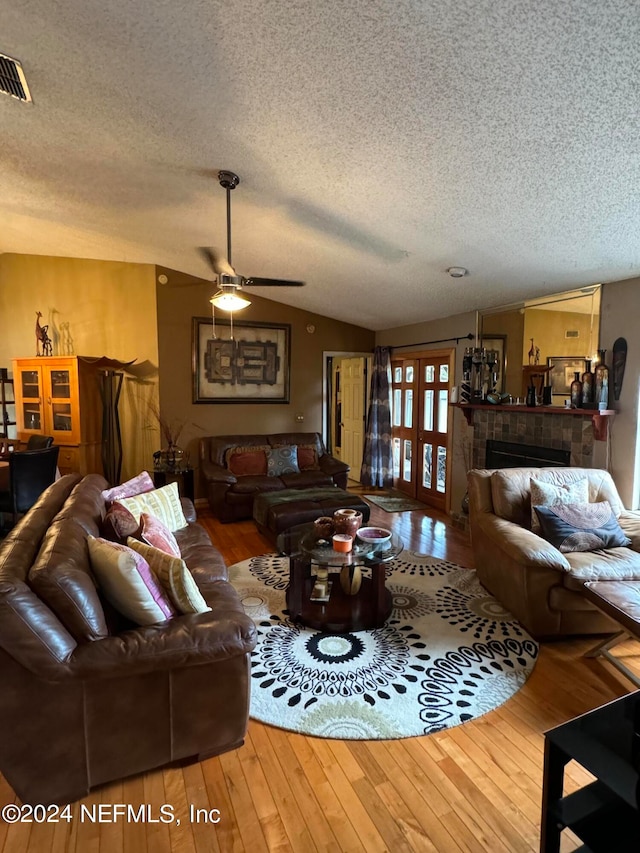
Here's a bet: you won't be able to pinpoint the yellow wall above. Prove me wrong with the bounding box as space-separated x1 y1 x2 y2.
0 254 159 478
523 309 596 366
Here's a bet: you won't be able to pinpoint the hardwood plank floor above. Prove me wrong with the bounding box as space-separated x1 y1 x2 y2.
3 495 637 852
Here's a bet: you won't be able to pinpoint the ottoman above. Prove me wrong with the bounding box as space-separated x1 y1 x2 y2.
253 487 370 540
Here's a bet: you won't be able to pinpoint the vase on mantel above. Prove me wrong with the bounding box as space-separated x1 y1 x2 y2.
570 372 583 409
594 349 610 409
581 360 594 406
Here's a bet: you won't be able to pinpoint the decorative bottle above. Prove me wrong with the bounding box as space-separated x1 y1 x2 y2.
594 349 610 409
581 359 593 406
570 372 583 409
526 384 536 407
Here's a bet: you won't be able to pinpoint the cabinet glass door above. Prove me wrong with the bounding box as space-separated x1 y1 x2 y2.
49 370 73 432
19 369 42 432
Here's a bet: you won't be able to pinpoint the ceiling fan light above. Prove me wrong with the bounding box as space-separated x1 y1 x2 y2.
209 290 251 311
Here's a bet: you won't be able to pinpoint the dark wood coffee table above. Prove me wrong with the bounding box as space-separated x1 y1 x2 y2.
277 522 403 632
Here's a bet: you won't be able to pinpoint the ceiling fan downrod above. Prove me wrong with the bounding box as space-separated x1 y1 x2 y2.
218 170 239 267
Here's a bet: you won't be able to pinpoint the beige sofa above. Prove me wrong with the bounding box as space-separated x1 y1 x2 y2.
467 467 640 639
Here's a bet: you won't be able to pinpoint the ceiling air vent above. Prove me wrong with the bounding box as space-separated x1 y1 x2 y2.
0 53 32 102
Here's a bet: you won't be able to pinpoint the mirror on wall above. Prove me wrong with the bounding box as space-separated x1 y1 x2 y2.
479 285 601 401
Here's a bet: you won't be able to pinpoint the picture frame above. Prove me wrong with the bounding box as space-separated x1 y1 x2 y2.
192 317 291 403
480 335 506 393
546 356 587 396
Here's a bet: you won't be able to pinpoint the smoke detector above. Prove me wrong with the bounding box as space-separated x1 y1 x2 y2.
0 53 32 102
447 267 467 278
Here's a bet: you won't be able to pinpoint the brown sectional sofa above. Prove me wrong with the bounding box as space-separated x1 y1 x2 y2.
200 432 350 522
0 473 257 805
468 466 640 639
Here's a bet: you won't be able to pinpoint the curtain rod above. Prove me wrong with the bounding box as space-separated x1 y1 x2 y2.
390 333 474 350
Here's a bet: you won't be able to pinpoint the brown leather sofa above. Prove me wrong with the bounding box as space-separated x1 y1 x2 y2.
200 432 350 522
467 466 640 639
0 473 257 805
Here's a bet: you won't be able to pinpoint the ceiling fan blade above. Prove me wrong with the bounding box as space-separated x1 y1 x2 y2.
199 247 236 277
243 277 305 287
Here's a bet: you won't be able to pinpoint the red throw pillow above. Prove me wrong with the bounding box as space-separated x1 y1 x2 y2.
226 446 269 476
297 444 320 471
101 502 142 542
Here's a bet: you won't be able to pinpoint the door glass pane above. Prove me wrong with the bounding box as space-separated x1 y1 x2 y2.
394 367 402 383
436 446 447 493
393 389 402 426
21 370 40 398
423 443 432 488
405 365 414 383
437 390 448 432
425 365 435 383
424 390 434 431
392 438 401 479
439 364 449 382
52 403 72 431
22 404 41 431
404 390 413 427
402 440 412 482
50 370 71 398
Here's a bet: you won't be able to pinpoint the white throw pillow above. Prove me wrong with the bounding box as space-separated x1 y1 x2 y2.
87 535 176 625
117 482 187 532
530 477 589 531
127 538 211 615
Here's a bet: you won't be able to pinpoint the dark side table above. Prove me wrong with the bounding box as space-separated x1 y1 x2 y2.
540 690 640 852
151 467 194 502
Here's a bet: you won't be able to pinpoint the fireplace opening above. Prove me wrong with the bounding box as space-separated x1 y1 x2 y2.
486 439 570 469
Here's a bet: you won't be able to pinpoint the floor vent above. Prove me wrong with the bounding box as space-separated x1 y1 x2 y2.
0 53 32 102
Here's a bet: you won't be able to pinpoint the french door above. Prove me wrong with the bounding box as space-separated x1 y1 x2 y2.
391 349 454 511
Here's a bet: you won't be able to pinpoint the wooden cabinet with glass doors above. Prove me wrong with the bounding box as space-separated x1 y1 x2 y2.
12 357 103 475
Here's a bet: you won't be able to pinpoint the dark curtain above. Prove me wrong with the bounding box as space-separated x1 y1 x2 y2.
360 346 393 488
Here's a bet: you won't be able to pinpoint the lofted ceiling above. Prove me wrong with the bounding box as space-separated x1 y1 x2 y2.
1 1 639 331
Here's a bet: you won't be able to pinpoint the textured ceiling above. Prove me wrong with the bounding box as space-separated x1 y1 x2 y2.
1 0 639 330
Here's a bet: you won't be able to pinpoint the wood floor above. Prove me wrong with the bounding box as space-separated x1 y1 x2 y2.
3 494 638 852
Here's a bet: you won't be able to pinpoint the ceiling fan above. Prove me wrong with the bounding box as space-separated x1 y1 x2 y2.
201 170 305 311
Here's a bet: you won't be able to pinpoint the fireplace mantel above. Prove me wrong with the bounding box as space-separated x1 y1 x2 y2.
455 403 615 441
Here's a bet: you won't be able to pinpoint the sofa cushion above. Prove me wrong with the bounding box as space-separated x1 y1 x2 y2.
563 547 640 584
230 475 285 496
127 539 211 614
226 445 270 476
101 471 155 503
280 470 334 489
266 445 300 476
535 501 631 553
140 512 181 557
87 536 176 625
117 482 188 531
530 477 589 531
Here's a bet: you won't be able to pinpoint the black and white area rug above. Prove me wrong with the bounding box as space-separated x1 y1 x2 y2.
229 553 539 740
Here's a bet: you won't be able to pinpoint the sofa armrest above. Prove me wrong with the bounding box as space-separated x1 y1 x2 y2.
68 610 258 680
200 458 237 485
319 454 350 477
475 513 571 572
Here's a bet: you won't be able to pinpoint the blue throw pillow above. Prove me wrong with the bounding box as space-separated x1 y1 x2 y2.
266 445 300 477
534 501 631 553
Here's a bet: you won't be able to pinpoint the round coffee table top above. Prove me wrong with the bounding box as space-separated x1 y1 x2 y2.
277 522 403 567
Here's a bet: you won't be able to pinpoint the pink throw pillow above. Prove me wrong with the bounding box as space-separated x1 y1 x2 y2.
140 512 181 557
101 471 155 503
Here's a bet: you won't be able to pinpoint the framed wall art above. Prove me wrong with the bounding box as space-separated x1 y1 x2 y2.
546 356 587 396
192 317 291 403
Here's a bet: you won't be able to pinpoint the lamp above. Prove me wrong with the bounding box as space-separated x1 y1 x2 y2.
209 287 251 311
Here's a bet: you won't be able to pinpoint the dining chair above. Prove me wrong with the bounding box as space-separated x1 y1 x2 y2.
26 435 54 450
0 446 60 529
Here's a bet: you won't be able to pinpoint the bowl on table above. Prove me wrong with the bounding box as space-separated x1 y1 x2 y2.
356 526 392 546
